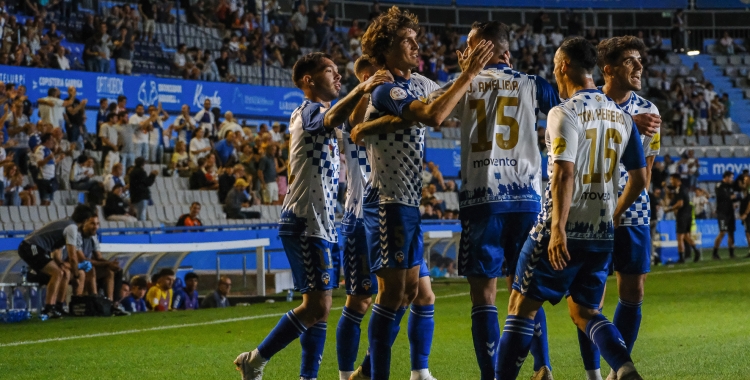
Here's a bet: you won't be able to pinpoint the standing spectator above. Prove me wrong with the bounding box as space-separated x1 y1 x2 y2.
721 93 733 134
95 98 109 137
200 275 231 308
269 123 284 143
693 188 710 219
194 99 215 138
694 93 710 136
176 202 204 227
651 161 667 191
173 44 200 79
290 4 308 47
34 133 60 206
688 62 704 83
224 178 257 219
70 155 97 191
146 268 175 311
147 104 169 164
104 184 137 223
713 171 738 260
65 86 87 151
258 144 278 205
189 127 212 166
121 275 148 313
214 131 237 167
104 163 128 196
567 13 582 36
173 272 200 310
129 104 153 162
549 26 564 47
218 111 243 139
113 26 134 75
116 95 128 113
99 113 120 174
686 149 699 190
664 174 700 263
138 0 157 42
172 104 196 143
671 9 685 53
214 49 236 82
37 87 70 129
129 157 158 221
709 96 724 135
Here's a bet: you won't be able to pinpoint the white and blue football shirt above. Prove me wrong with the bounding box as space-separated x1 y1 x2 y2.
615 91 660 227
279 100 341 243
452 63 559 216
340 120 371 233
532 89 646 251
362 72 441 207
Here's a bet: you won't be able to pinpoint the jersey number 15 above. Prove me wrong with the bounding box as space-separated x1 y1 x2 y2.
469 96 519 152
583 128 622 184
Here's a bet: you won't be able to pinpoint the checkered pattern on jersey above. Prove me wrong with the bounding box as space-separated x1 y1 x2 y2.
618 168 651 226
349 139 371 175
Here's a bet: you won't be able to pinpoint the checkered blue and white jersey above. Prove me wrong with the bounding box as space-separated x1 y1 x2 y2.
531 89 646 251
279 100 341 243
617 91 660 226
452 63 559 216
363 72 441 207
341 120 371 229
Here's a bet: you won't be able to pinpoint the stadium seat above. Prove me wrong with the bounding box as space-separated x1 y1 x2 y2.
709 135 724 145
29 206 42 223
661 135 673 147
23 222 34 231
9 207 22 223
725 134 739 145
672 136 685 147
698 136 710 146
704 147 719 158
46 206 59 221
719 147 733 158
738 134 750 145
715 56 728 65
691 149 705 158
684 135 697 146
0 208 10 223
56 205 68 218
729 56 743 65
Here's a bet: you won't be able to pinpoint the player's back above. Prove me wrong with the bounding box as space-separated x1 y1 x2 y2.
455 64 556 215
340 125 371 231
541 89 640 251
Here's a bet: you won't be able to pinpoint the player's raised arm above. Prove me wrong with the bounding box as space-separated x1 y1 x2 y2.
324 69 392 130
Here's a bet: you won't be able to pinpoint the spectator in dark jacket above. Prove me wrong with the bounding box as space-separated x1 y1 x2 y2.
104 184 137 223
224 178 259 219
189 156 219 190
201 275 231 308
128 157 157 221
218 164 247 203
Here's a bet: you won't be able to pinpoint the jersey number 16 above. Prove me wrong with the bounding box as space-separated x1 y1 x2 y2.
469 96 519 152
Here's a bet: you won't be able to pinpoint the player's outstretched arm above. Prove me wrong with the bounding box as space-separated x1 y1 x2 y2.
349 115 413 145
549 161 574 270
400 40 494 127
324 70 393 130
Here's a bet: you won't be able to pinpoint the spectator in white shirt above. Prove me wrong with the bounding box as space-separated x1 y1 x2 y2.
98 113 120 175
33 133 61 205
103 162 128 197
37 87 72 129
147 104 170 164
172 104 196 143
128 104 154 162
53 45 70 70
189 127 212 166
70 155 97 191
218 111 244 139
194 99 215 138
269 123 284 143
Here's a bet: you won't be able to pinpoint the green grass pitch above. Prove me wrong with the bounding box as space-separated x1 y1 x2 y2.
1 251 749 379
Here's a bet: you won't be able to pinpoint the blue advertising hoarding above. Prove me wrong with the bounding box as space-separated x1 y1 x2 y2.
655 157 750 182
455 0 687 8
425 145 462 178
0 66 305 120
695 0 750 8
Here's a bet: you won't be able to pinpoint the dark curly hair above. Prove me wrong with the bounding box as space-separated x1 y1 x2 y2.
597 36 646 71
361 6 419 67
559 37 598 72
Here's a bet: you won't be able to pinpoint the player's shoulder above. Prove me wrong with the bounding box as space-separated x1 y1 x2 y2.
630 92 660 116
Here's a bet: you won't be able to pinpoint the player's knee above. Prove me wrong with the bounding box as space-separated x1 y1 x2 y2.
413 287 435 306
346 295 373 314
568 306 598 329
469 283 496 306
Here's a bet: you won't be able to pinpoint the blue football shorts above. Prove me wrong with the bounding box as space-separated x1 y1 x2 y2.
364 203 423 273
458 212 538 278
281 235 341 294
612 224 651 275
342 221 378 296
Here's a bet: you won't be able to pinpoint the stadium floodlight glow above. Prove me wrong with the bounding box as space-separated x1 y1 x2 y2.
687 50 700 56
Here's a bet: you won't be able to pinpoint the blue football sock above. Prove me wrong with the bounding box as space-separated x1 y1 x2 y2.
577 327 600 370
495 316 535 380
471 305 499 380
300 322 327 379
530 306 551 371
360 309 403 376
257 310 307 360
586 314 632 372
408 304 435 371
337 307 365 372
368 304 406 379
613 299 642 354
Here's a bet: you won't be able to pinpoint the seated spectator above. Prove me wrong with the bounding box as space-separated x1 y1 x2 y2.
219 164 248 203
269 123 284 143
224 178 259 219
103 163 127 195
173 43 200 79
176 202 204 228
426 161 446 191
120 281 130 304
190 157 220 190
421 203 439 220
218 111 243 139
121 275 148 313
214 130 237 167
50 45 70 70
201 275 231 308
146 268 175 311
104 184 137 223
70 155 97 191
688 62 704 84
1 163 33 205
173 272 200 310
189 127 212 166
170 140 191 176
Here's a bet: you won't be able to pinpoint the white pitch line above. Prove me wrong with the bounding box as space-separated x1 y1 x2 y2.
2 262 746 348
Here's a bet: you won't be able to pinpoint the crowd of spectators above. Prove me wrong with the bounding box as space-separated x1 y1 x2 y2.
118 268 230 312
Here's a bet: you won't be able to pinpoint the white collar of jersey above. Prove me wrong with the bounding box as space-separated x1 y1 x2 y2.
598 85 636 108
575 88 604 96
484 63 510 70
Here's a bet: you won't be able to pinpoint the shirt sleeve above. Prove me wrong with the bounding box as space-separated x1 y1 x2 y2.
146 287 159 309
371 83 419 117
546 106 578 163
534 76 560 115
621 118 647 171
300 102 327 134
63 224 78 246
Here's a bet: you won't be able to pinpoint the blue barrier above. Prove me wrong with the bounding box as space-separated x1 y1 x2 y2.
453 0 687 8
656 219 749 249
654 157 750 182
695 0 750 8
0 66 304 120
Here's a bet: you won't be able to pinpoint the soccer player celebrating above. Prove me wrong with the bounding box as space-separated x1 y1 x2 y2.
575 36 662 380
348 6 493 380
494 37 648 380
447 21 559 380
233 52 391 380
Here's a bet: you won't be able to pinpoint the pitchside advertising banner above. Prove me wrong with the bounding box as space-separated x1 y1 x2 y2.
655 156 750 181
453 0 687 8
695 0 750 8
0 66 305 119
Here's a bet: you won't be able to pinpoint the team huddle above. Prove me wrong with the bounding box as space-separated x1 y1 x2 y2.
234 6 661 380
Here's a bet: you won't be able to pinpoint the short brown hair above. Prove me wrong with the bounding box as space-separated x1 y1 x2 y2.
597 36 646 71
292 52 333 88
361 6 419 67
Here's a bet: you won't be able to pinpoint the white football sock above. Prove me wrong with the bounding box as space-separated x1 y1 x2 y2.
586 369 604 380
340 371 353 380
